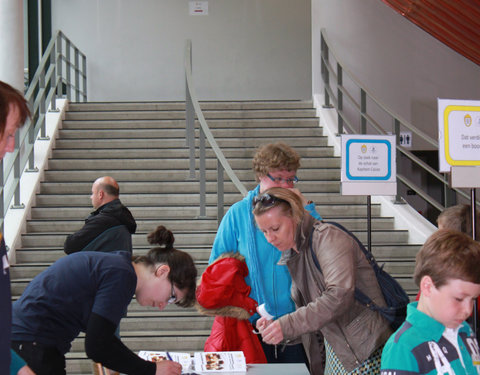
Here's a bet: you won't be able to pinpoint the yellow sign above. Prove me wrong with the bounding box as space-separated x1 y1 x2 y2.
443 105 480 167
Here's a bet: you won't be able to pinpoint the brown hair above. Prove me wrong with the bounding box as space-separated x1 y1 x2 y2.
133 225 197 307
98 182 119 197
0 81 30 135
252 142 301 181
437 204 480 239
414 229 480 288
252 187 305 225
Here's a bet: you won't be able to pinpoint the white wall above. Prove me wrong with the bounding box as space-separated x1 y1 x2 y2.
52 0 311 101
312 0 480 151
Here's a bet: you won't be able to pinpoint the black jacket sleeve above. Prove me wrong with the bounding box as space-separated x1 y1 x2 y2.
85 312 156 375
64 215 116 254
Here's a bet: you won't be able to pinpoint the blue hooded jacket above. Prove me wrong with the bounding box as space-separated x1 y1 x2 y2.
210 185 321 322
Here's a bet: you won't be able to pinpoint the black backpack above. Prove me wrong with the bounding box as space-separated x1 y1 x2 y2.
309 221 409 331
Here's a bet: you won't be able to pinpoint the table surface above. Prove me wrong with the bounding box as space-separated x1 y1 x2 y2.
189 363 310 375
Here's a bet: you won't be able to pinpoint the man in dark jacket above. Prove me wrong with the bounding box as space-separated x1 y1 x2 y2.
64 176 137 254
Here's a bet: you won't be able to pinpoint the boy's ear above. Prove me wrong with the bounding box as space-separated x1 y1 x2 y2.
420 275 435 297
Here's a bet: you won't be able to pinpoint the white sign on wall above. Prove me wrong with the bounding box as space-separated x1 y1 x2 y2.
189 1 208 16
438 98 480 173
341 134 397 196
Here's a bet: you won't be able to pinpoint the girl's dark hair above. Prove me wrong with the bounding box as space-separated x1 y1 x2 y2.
133 225 197 307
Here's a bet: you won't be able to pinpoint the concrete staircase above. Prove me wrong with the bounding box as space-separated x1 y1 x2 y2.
9 100 421 374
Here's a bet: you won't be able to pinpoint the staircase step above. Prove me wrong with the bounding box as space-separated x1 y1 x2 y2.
67 100 314 112
54 136 329 149
62 117 320 130
29 203 380 220
25 216 395 233
20 228 408 248
51 145 335 159
58 127 323 139
46 157 340 171
64 108 317 121
34 192 355 207
14 246 212 265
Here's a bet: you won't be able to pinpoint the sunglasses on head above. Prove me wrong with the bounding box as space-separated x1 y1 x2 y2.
252 193 286 208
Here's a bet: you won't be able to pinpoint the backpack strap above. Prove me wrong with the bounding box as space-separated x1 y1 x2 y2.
308 222 377 308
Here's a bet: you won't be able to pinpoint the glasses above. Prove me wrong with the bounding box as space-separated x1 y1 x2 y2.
167 281 177 305
252 193 286 208
266 173 298 185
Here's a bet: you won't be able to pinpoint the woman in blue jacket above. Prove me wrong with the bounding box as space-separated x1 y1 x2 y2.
210 142 322 365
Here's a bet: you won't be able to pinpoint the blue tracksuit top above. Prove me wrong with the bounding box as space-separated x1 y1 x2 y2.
209 185 321 322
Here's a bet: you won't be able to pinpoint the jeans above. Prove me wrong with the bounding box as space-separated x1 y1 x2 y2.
260 339 309 364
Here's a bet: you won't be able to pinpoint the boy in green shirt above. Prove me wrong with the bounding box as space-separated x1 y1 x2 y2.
381 229 480 375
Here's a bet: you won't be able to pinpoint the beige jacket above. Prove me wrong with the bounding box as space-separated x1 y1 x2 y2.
277 214 392 373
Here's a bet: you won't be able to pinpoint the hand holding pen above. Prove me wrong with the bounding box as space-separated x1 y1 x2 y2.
154 352 182 375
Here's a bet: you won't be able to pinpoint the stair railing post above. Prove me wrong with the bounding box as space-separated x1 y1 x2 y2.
26 115 38 173
360 89 367 134
82 53 87 101
185 40 196 180
393 118 404 204
12 131 24 209
66 38 72 100
198 126 207 218
74 47 80 102
217 160 224 226
39 70 49 140
337 63 343 135
49 47 58 112
367 195 372 252
321 32 332 108
56 32 63 98
27 96 36 171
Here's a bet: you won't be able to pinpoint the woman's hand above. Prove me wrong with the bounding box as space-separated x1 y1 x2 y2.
155 360 182 375
260 320 284 345
255 316 271 333
17 365 36 375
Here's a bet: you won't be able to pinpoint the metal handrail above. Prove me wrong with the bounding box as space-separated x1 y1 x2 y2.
320 28 478 215
0 30 86 232
184 40 247 224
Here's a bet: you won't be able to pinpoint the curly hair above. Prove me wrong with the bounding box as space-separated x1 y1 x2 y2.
252 142 301 181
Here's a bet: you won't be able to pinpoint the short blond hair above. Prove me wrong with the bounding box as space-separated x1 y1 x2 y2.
437 204 480 239
252 142 301 182
414 229 480 288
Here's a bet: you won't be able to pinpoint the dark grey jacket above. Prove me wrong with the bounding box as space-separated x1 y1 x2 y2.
64 199 137 254
278 214 391 373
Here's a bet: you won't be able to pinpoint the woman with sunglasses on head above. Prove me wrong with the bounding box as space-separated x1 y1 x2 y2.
209 142 322 366
11 225 197 375
253 188 391 375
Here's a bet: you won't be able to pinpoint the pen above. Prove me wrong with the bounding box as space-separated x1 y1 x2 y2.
166 351 173 361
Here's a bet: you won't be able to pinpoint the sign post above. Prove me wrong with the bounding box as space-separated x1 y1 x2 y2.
341 135 397 251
